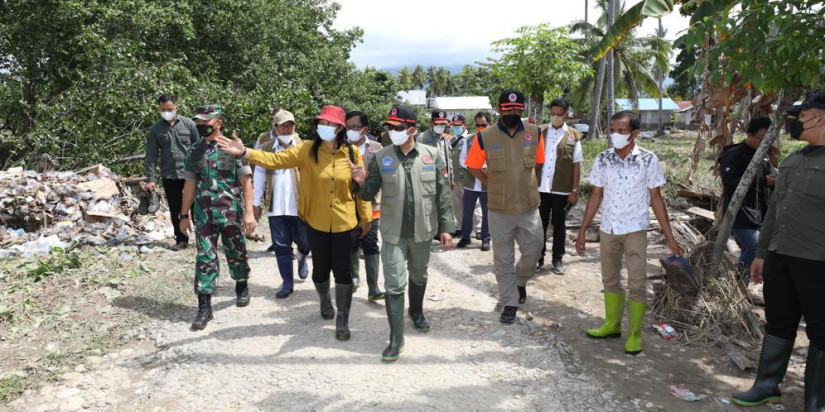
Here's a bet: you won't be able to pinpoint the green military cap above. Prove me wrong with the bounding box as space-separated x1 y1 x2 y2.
193 104 224 120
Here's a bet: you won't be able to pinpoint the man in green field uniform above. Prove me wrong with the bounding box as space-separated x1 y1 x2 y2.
180 104 256 330
353 105 454 362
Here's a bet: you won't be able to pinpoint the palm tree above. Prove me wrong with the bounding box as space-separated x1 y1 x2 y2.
411 65 426 89
397 66 414 90
569 0 671 136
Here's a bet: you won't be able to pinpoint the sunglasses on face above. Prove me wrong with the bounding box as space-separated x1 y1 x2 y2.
476 123 489 128
387 124 408 132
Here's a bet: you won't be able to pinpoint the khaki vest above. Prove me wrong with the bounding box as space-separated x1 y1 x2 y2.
360 139 382 215
376 144 440 244
450 134 468 183
258 132 302 214
462 133 487 191
540 125 580 193
483 123 541 214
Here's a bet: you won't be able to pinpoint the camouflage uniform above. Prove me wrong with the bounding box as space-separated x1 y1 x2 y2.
183 138 253 294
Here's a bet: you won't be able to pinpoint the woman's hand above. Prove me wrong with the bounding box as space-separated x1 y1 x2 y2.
358 220 371 238
217 134 246 156
350 159 365 185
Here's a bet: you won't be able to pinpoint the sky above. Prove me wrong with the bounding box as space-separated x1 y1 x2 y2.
332 0 692 71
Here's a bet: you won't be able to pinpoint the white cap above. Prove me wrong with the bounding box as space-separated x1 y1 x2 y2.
271 109 295 126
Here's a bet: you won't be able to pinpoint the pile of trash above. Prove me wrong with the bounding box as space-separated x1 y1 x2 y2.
0 165 173 258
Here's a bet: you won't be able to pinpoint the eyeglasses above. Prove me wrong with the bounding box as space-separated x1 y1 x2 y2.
387 124 408 132
346 125 365 131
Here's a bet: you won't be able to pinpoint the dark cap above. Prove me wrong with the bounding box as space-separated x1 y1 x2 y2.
385 105 417 126
451 114 466 125
431 109 450 124
498 89 525 111
789 92 825 115
193 104 224 120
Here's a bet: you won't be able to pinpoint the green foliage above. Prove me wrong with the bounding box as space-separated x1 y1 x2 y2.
24 247 82 282
490 25 594 117
667 42 702 100
590 0 679 61
0 0 399 173
683 0 825 92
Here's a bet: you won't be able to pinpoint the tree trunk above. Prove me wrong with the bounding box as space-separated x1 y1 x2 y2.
591 57 607 140
606 0 616 147
709 89 785 277
656 18 665 137
585 0 589 23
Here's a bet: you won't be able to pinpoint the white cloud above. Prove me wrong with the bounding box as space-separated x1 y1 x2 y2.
333 0 691 69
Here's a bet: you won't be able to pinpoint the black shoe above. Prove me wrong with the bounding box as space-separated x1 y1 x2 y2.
518 286 526 304
235 281 250 307
275 288 293 299
433 235 441 241
314 280 335 320
536 257 545 272
481 240 491 251
732 334 795 407
500 306 518 324
408 282 431 332
457 238 471 248
474 233 482 240
191 294 213 330
452 230 462 237
335 284 353 341
552 260 566 275
266 244 275 253
170 241 189 251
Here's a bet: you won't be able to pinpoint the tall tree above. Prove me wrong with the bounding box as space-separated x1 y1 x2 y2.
411 65 426 89
667 42 701 100
396 66 414 90
490 25 593 120
655 18 666 137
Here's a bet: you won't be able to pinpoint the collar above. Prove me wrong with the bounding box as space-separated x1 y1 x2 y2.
549 123 569 134
610 144 641 159
395 143 419 158
496 119 525 138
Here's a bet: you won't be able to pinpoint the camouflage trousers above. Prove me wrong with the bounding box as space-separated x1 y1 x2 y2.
194 214 250 295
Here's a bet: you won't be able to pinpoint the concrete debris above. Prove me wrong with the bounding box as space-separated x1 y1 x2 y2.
1 166 173 258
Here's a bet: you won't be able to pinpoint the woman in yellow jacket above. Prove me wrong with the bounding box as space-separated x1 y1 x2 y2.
218 105 371 341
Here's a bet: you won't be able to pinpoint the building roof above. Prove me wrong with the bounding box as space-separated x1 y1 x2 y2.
615 98 680 111
431 96 493 111
395 90 427 106
674 100 694 111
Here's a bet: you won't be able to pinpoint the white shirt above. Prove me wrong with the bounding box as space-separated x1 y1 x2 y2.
459 134 484 192
588 145 666 235
253 132 298 217
539 123 584 195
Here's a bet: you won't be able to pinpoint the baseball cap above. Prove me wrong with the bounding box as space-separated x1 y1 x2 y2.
316 105 346 127
451 114 467 125
498 89 525 111
193 104 224 120
788 92 825 116
385 105 417 126
431 109 449 125
271 109 295 126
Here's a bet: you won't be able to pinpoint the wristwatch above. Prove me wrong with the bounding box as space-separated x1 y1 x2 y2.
179 213 189 220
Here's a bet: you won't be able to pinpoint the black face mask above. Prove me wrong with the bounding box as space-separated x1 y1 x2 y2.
788 115 820 140
501 114 521 128
196 124 215 138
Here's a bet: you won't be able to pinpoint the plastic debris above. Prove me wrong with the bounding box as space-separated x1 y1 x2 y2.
669 385 701 402
652 323 679 340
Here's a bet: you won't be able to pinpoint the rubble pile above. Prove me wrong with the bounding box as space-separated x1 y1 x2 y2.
1 166 173 258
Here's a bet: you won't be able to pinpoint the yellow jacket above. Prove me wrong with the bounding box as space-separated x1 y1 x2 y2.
246 141 371 233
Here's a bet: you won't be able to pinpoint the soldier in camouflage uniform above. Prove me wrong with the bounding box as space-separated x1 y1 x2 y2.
180 104 257 330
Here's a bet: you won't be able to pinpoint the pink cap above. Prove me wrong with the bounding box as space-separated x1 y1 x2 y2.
316 105 346 127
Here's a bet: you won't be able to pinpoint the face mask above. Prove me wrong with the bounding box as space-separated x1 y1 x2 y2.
610 133 632 149
433 125 446 135
317 125 338 142
550 115 565 128
346 130 363 143
196 124 215 138
788 115 821 140
501 114 520 128
389 129 411 146
476 125 487 132
277 134 293 144
161 111 176 122
452 126 464 136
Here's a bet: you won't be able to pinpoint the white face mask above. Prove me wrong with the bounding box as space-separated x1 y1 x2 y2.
276 134 293 144
161 111 176 122
317 125 337 142
610 133 632 150
346 130 363 143
389 129 411 146
433 125 446 135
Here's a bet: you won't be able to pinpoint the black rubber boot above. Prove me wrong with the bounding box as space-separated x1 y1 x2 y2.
408 281 430 332
191 294 213 330
335 284 353 341
364 254 385 302
732 334 795 407
518 286 527 304
804 343 825 412
235 280 250 307
314 280 335 320
382 293 405 362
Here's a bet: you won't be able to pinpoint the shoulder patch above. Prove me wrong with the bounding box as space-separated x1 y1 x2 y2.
524 132 534 142
421 154 433 165
382 156 393 167
368 147 376 154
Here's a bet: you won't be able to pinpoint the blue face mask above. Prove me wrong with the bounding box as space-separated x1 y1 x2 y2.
317 125 338 142
452 125 464 136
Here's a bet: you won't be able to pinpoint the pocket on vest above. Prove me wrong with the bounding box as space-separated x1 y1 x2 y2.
521 145 537 167
487 150 506 172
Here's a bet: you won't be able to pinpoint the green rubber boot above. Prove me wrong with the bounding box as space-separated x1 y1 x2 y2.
408 281 430 332
382 293 405 362
586 292 625 339
624 299 646 355
365 254 385 302
349 252 360 294
803 343 825 412
732 334 794 407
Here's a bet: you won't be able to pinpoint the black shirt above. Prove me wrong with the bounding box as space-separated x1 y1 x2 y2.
719 141 772 230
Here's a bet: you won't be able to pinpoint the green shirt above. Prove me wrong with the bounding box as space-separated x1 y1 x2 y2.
183 137 252 225
145 116 200 182
756 145 825 261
